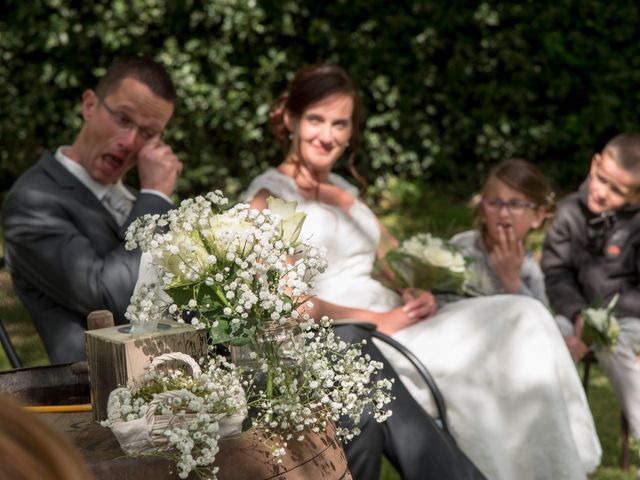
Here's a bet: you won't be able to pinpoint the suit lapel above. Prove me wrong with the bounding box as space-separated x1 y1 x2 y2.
39 152 122 235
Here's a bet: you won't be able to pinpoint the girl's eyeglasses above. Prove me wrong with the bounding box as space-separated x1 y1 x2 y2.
481 198 536 215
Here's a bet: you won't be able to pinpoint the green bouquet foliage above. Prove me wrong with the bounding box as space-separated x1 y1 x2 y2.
385 233 469 294
582 294 620 353
3 1 640 201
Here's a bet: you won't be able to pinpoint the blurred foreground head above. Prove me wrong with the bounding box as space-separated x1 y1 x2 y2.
0 394 93 480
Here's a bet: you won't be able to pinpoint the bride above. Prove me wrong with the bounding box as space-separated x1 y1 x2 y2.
244 63 601 479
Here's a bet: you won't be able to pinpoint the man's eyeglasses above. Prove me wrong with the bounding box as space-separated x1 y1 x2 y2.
98 97 159 142
481 198 537 215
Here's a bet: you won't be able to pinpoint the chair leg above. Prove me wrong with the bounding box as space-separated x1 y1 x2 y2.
621 412 630 471
582 357 592 394
0 256 23 369
0 319 22 369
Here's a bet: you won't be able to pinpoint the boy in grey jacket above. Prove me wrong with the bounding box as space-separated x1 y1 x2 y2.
542 132 640 443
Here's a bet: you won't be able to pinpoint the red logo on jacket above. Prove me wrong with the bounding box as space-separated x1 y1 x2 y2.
606 244 621 256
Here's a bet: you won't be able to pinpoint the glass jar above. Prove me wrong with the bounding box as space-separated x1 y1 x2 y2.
229 321 303 371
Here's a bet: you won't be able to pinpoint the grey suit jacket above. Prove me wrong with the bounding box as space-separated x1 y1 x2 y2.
2 151 173 363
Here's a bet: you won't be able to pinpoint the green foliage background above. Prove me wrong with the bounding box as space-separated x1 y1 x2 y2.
1 4 639 476
2 0 640 201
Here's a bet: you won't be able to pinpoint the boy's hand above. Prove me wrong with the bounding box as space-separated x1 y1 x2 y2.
490 225 525 293
564 335 589 362
564 314 589 361
573 313 585 338
137 138 182 196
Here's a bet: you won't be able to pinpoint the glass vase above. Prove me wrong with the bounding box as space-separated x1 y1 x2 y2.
229 321 302 371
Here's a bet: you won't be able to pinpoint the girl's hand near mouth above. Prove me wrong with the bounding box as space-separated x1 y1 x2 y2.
490 224 525 293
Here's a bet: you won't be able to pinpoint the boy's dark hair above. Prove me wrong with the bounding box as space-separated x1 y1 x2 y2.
603 133 640 176
95 57 176 104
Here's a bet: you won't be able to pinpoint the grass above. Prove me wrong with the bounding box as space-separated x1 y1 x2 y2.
0 269 48 369
0 184 637 478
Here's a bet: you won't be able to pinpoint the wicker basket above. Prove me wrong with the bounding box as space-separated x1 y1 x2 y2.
107 352 245 455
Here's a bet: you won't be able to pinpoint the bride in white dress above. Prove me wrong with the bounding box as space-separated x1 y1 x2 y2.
245 65 601 479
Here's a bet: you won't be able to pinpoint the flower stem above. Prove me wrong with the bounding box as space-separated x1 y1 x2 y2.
267 367 273 400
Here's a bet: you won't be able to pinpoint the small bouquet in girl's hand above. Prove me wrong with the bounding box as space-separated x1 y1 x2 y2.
384 233 471 295
582 294 620 353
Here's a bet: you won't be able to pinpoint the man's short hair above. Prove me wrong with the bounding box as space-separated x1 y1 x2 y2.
603 133 640 176
95 57 176 104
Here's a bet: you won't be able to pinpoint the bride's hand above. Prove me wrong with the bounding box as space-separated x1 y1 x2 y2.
402 288 438 320
376 306 422 335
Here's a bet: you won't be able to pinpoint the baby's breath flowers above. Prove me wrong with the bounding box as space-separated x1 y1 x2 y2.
102 353 247 480
125 193 326 344
104 336 392 478
115 192 393 478
243 317 393 456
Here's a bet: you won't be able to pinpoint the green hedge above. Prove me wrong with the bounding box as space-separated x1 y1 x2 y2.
2 0 639 201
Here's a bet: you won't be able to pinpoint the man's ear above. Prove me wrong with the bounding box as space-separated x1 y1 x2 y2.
82 90 98 121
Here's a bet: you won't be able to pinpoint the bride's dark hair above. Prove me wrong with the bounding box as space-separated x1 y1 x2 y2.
269 64 367 190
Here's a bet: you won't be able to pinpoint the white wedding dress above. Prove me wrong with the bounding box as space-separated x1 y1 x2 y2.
244 169 602 480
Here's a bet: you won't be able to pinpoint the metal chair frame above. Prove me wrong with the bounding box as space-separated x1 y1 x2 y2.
0 256 23 369
337 321 452 435
582 350 630 471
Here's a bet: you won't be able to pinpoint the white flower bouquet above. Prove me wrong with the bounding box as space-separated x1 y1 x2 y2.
125 192 323 345
582 294 620 353
116 192 393 478
384 232 470 294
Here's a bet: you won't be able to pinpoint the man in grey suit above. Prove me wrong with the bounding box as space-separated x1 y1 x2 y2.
2 57 183 363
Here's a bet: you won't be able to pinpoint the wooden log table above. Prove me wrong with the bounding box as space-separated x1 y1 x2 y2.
39 411 351 480
0 364 352 480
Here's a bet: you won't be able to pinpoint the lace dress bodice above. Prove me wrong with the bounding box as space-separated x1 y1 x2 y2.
244 169 400 312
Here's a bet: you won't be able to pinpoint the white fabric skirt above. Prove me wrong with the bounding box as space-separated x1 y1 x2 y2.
377 295 601 480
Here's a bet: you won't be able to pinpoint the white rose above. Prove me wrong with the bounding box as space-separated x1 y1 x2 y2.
267 197 307 246
422 247 466 272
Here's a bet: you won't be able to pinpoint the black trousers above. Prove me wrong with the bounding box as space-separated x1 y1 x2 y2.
333 324 487 480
